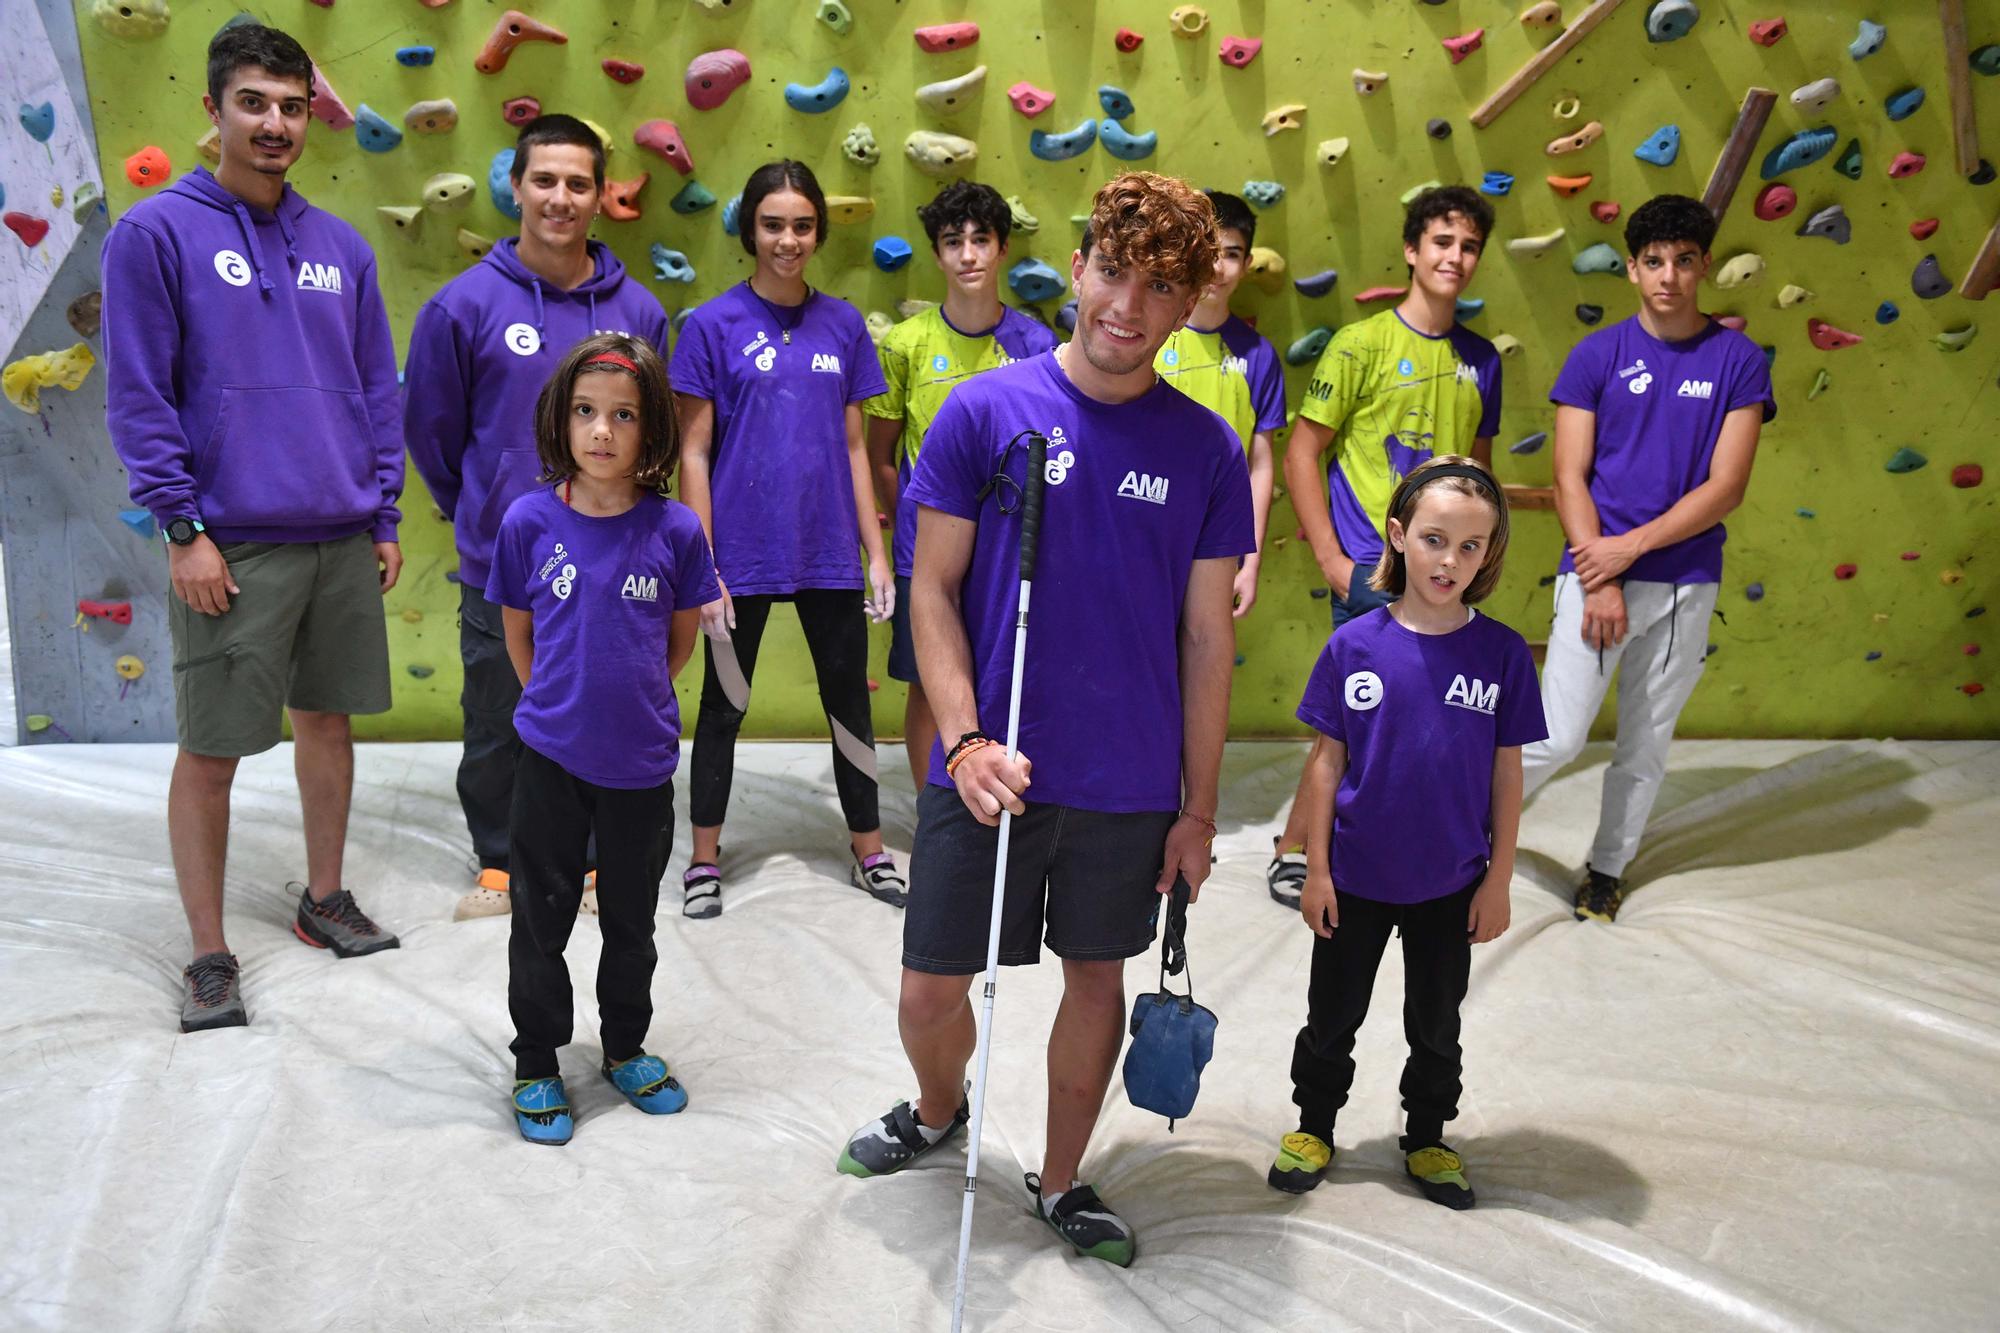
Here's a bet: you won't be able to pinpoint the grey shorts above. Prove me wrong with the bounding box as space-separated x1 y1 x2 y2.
168 532 391 757
902 782 1178 974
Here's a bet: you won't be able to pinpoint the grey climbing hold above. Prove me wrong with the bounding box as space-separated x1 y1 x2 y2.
1759 126 1837 179
1911 254 1951 299
1508 431 1548 455
1480 171 1514 196
1573 242 1624 274
1576 303 1604 325
1029 119 1097 161
1309 587 1330 600
1634 125 1680 165
1098 120 1157 161
487 149 521 221
1833 139 1863 179
1646 0 1699 44
1285 327 1332 366
1008 258 1065 303
671 180 717 215
1884 87 1924 121
1797 205 1850 243
872 236 913 271
1243 180 1285 208
1875 300 1899 324
650 244 695 284
1884 446 1927 473
672 308 694 336
1745 582 1764 601
1294 269 1338 298
1098 86 1135 120
815 0 853 34
1974 159 1998 186
843 124 880 166
1849 19 1885 60
1426 119 1452 141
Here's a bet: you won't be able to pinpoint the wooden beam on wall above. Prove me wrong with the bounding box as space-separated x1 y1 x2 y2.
1702 88 1779 222
1941 0 1982 179
1470 0 1630 130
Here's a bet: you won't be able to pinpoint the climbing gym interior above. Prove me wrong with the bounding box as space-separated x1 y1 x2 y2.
1 0 1995 1327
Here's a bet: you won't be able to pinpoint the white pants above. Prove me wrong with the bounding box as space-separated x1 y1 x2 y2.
1521 576 1718 878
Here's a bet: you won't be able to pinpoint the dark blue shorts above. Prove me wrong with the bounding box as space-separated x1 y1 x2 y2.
888 574 918 684
1333 579 1396 629
902 783 1177 974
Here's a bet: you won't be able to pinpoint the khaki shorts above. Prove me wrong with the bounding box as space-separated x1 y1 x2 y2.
168 532 392 757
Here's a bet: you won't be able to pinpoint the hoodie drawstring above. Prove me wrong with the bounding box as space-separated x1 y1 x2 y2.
227 198 276 295
274 205 300 273
531 279 547 340
587 291 599 334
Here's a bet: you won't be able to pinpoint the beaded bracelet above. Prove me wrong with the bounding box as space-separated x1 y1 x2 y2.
945 735 996 778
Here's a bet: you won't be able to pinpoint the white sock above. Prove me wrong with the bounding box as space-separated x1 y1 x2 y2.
1039 1180 1080 1214
911 1104 949 1145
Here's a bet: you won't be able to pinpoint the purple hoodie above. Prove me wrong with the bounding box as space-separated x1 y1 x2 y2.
102 167 403 543
403 238 670 593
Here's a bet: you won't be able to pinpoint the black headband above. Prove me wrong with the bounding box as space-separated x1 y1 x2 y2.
1406 463 1503 506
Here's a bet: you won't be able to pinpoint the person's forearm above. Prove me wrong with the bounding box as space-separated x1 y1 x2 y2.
680 447 715 544
1302 743 1344 881
1471 435 1492 470
1248 433 1276 555
1283 428 1349 578
865 416 902 519
503 617 534 687
912 572 979 739
1623 476 1747 557
1551 466 1603 551
1177 616 1234 817
847 435 888 566
1487 748 1523 883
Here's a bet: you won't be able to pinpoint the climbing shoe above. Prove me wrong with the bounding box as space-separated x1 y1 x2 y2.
293 885 399 957
454 867 511 922
1267 1131 1334 1194
512 1077 573 1145
683 863 722 919
1573 865 1627 923
579 870 600 918
180 951 247 1033
603 1053 688 1114
1267 842 1308 909
1404 1143 1476 1210
836 1094 967 1177
1027 1174 1136 1267
850 851 908 908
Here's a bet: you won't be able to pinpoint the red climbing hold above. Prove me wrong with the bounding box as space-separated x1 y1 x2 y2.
1833 564 1858 580
77 599 133 625
502 96 541 127
1220 36 1262 67
1966 644 1983 657
1442 29 1485 64
1747 18 1787 46
866 677 881 692
601 59 645 85
1807 318 1863 350
125 146 170 188
634 120 694 175
1952 464 1983 488
914 22 979 53
601 174 648 221
1901 551 1923 561
1888 151 1926 179
4 212 49 247
1961 682 1986 697
1753 183 1796 220
1115 28 1144 53
1590 200 1622 224
1910 217 1939 240
1715 315 1748 331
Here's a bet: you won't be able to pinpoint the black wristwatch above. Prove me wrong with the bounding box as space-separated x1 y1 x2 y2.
164 517 206 546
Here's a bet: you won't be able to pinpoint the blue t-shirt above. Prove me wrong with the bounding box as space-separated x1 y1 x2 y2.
1295 607 1547 904
907 353 1256 813
489 488 721 788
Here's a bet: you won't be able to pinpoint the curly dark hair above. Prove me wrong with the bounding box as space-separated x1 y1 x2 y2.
534 333 679 493
917 180 1013 250
1624 194 1716 257
1078 172 1220 293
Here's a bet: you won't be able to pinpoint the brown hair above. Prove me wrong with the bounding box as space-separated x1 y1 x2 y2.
1370 455 1511 605
533 332 678 492
1078 172 1220 293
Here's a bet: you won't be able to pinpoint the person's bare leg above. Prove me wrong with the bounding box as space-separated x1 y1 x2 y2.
1042 957 1127 1188
289 709 353 903
169 749 240 957
852 827 885 859
1274 735 1323 854
903 681 936 791
900 967 977 1127
690 824 722 865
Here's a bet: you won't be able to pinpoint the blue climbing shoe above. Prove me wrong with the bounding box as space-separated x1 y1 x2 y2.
512 1077 573 1145
603 1053 689 1114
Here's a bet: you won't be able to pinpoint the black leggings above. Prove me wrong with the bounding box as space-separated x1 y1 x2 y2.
688 589 879 834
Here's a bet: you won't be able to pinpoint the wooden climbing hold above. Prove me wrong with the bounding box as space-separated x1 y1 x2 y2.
1170 6 1209 37
1115 28 1144 52
685 51 751 110
1547 173 1593 196
1748 17 1786 46
602 59 644 85
1546 121 1604 155
195 127 220 165
1219 36 1262 67
1262 104 1306 136
1009 83 1055 118
1590 200 1622 223
634 121 695 175
1806 317 1863 349
1352 69 1388 96
914 22 979 53
1442 30 1485 64
474 11 568 76
600 174 649 222
124 146 169 188
1752 184 1795 220
502 96 541 127
1520 3 1563 29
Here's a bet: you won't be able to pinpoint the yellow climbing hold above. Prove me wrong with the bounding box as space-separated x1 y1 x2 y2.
3 342 96 414
114 655 145 681
1712 253 1766 289
1506 229 1567 258
1262 104 1307 136
1317 137 1351 167
1246 246 1287 291
401 608 425 624
1493 333 1523 356
456 229 494 260
1170 6 1209 37
1776 284 1814 308
826 196 875 224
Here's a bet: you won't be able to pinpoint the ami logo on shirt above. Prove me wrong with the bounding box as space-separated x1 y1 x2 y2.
295 261 343 294
1116 471 1170 504
621 574 659 603
1444 673 1498 715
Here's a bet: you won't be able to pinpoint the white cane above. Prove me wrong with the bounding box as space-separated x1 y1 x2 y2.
950 430 1049 1332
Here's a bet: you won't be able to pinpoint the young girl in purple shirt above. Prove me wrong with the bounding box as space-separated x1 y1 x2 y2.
488 333 721 1145
1268 456 1548 1208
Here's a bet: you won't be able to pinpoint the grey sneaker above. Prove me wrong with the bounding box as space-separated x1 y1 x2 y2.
292 885 400 957
180 951 247 1033
836 1093 967 1177
1026 1173 1136 1267
849 851 908 908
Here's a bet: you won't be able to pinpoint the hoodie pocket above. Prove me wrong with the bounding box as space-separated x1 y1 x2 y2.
472 447 547 547
196 386 377 529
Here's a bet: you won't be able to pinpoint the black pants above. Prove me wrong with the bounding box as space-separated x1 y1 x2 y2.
458 583 522 872
1289 880 1477 1149
507 745 675 1079
688 589 879 833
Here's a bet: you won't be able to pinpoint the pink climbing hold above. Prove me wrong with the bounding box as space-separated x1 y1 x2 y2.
1808 318 1863 350
1747 17 1787 46
1753 184 1796 220
601 59 645 85
4 211 50 247
914 22 979 53
1008 81 1055 118
1833 564 1858 580
502 96 542 128
1442 29 1485 64
1901 551 1923 561
1910 217 1939 240
634 121 694 176
1590 200 1622 223
1888 151 1926 179
1715 315 1748 331
1963 682 1987 697
1355 285 1408 304
1115 28 1144 53
1967 644 1983 657
308 62 354 131
684 50 750 110
1952 464 1983 488
1220 36 1262 67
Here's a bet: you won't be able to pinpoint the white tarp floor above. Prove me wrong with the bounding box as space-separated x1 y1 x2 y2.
1 737 1996 1331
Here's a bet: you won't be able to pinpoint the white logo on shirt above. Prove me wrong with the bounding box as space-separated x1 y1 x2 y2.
621 574 659 603
535 541 569 582
1444 673 1498 714
1043 427 1074 486
932 354 950 372
1116 470 1170 504
1222 354 1248 378
550 563 577 600
741 331 770 356
1397 358 1415 377
1344 671 1383 711
504 322 541 357
811 352 843 374
295 261 343 294
755 346 777 372
1676 379 1714 399
1628 372 1654 395
1455 363 1479 386
213 249 253 287
1617 358 1649 378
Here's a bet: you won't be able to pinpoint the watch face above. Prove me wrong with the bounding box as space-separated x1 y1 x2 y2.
167 519 196 544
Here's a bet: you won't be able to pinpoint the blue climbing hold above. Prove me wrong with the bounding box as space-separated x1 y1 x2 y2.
1243 180 1285 208
1294 269 1339 298
1758 126 1837 180
1056 299 1078 333
118 509 157 540
1098 119 1157 161
721 194 742 236
354 105 404 154
1849 19 1886 60
1309 587 1330 600
1455 297 1485 319
671 307 694 336
1479 171 1514 196
1508 432 1548 456
1008 258 1065 303
395 46 436 67
1634 125 1681 166
1761 345 1777 368
1884 87 1924 121
784 67 850 114
1097 85 1135 121
1864 651 1882 662
872 236 914 272
1645 0 1699 44
19 101 55 142
1029 119 1098 161
1745 582 1765 602
650 243 695 284
487 149 521 222
1796 507 1816 518
1876 300 1900 324
1885 446 1928 473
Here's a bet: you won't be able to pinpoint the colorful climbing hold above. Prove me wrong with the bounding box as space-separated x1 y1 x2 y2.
1759 126 1838 179
865 311 894 344
1573 242 1623 275
720 195 741 236
914 22 979 52
1576 303 1605 324
1480 172 1515 197
1590 200 1622 223
1220 36 1263 67
1972 160 1997 186
486 149 520 222
649 244 695 283
1874 301 1899 324
474 10 568 76
1910 217 1939 241
1715 315 1747 331
1849 19 1885 60
3 212 48 247
1442 30 1485 63
1547 174 1593 197
502 96 541 128
1010 83 1055 118
601 175 648 222
1356 285 1408 304
2 342 94 414
1030 120 1098 162
1951 464 1983 488
1885 86 1925 121
1115 28 1145 53
1833 138 1863 179
670 180 716 215
354 106 403 153
1243 180 1285 208
1318 138 1351 168
1098 86 1136 121
685 50 751 110
842 124 880 166
404 99 458 136
1777 284 1814 308
67 291 102 339
1294 269 1338 298
1745 582 1765 601
1546 121 1604 155
1506 229 1567 258
916 66 987 118
826 197 875 225
1285 327 1332 366
872 237 914 272
1008 258 1065 303
70 183 102 222
1099 121 1157 161
380 204 423 234
396 45 436 67
1493 334 1523 357
1171 6 1210 37
1790 78 1839 114
785 68 850 114
1246 248 1288 289
1262 105 1307 136
1427 119 1453 141
1713 253 1766 288
123 146 170 187
1911 254 1951 299
1753 184 1796 220
904 131 979 176
1521 2 1564 28
422 173 476 211
634 121 694 175
117 508 155 540
602 59 645 85
1508 431 1548 455
1796 204 1850 243
1747 17 1787 46
1887 151 1926 179
1352 69 1388 96
1885 446 1927 473
1055 300 1079 333
19 102 55 143
815 0 853 34
1634 125 1681 166
1935 324 1976 352
1806 317 1863 349
91 0 169 38
1833 563 1858 580
1646 0 1700 43
1006 195 1039 233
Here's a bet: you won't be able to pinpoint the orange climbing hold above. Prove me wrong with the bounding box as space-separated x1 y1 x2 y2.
1747 17 1787 46
1547 173 1592 196
1354 285 1408 303
1807 318 1863 350
474 10 568 76
124 146 169 188
1442 29 1485 64
634 121 694 175
601 174 649 221
914 22 979 52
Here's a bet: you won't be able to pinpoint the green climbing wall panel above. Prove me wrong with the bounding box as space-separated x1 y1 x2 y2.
74 1 1997 740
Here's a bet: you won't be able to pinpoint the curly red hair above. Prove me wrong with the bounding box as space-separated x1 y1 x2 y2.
1080 172 1220 293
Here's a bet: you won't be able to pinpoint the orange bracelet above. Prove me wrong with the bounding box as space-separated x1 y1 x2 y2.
945 737 995 778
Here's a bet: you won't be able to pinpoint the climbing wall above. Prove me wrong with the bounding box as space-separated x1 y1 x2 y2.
17 0 1998 743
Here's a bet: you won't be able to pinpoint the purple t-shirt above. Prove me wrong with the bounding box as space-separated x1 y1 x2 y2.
670 284 888 595
908 353 1257 813
489 488 721 788
1550 315 1776 585
1295 607 1548 904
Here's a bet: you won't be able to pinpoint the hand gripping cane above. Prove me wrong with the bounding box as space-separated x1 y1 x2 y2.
950 430 1048 1332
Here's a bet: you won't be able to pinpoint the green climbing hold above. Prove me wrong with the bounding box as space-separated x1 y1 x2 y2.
1884 447 1927 474
1935 323 1977 352
407 664 436 679
1285 326 1332 366
1572 243 1624 275
1399 179 1443 206
1006 195 1039 233
25 714 52 733
670 180 717 215
1973 45 2000 77
1833 138 1862 180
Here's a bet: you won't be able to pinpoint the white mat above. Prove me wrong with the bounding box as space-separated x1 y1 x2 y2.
2 739 1997 1331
